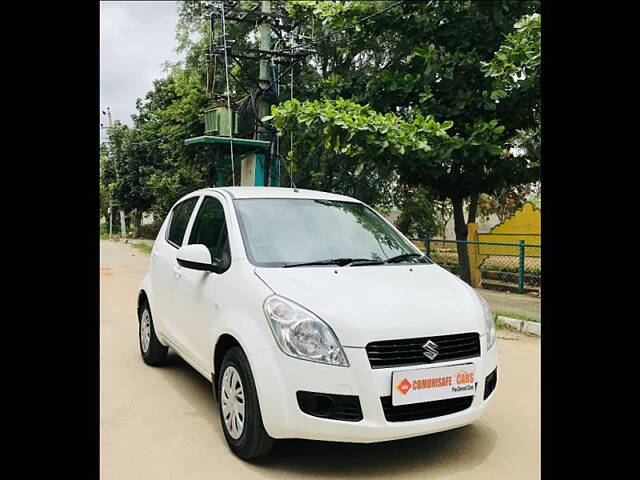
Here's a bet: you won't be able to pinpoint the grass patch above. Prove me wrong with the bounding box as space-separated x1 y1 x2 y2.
130 242 153 255
100 233 121 241
495 316 519 332
493 310 540 323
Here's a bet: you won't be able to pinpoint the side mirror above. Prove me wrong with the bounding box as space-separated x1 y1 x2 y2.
176 244 222 273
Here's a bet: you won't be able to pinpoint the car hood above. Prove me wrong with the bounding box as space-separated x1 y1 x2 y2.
254 264 485 347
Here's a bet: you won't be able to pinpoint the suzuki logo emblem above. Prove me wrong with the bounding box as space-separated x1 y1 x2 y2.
422 340 439 360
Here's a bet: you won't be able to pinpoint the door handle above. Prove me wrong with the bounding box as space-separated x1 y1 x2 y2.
173 265 182 278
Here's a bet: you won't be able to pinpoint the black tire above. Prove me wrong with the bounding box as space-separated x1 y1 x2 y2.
217 347 274 459
138 300 168 366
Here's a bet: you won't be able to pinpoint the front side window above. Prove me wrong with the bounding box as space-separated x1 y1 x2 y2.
234 198 423 267
166 197 198 247
188 196 231 269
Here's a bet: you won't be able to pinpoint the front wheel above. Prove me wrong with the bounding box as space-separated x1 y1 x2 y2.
138 301 168 366
218 347 274 459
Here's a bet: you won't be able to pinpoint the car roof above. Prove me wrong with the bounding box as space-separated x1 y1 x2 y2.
204 186 360 202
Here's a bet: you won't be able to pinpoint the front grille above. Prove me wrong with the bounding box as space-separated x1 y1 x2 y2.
381 395 473 422
296 391 363 422
366 332 481 369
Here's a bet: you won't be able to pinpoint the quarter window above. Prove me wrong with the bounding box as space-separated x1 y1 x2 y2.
188 196 231 269
167 197 198 247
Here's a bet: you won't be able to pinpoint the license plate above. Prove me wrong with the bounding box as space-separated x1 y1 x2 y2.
392 363 477 406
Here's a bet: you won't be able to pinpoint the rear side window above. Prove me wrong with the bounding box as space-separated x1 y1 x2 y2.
188 196 230 269
166 197 198 247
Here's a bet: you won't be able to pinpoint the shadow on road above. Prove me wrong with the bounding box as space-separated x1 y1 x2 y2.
159 351 220 427
252 424 497 478
158 350 497 478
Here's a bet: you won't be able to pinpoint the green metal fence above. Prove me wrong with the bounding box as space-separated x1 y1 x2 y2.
411 237 541 295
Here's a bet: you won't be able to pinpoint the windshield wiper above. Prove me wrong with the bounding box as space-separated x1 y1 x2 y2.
384 253 425 264
283 258 376 268
347 259 384 266
282 254 425 268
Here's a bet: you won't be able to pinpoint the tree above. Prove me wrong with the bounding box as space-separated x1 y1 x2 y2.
482 13 541 94
129 66 217 226
99 143 111 228
395 185 440 239
477 183 539 224
125 4 271 225
433 199 454 239
270 0 541 284
102 121 161 237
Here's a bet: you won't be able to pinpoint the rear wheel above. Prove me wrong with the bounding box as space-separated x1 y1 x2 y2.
217 347 274 459
138 301 168 366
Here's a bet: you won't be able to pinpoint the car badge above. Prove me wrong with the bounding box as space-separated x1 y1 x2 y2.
422 340 439 360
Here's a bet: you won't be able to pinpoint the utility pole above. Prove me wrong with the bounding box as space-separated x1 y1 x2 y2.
104 107 126 238
241 1 276 186
106 108 125 238
103 107 126 238
106 108 114 238
101 108 115 238
257 0 271 141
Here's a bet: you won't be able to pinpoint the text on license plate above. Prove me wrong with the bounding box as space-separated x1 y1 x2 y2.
391 363 476 406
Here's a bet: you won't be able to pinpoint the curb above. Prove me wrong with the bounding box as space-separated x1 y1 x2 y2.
497 315 541 336
124 238 155 247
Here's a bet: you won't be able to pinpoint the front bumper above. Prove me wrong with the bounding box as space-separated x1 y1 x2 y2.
249 340 498 443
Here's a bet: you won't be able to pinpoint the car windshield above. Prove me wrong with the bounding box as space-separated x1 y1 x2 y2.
234 198 427 268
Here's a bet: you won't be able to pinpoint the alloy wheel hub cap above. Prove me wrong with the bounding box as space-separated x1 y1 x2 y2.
140 310 151 353
221 366 245 439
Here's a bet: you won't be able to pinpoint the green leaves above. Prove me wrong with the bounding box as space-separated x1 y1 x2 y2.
483 13 541 91
270 98 457 182
486 145 503 156
413 44 437 61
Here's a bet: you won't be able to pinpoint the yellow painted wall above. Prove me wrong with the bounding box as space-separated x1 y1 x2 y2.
476 201 541 257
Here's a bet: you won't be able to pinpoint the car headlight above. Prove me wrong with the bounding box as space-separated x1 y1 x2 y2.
263 295 349 367
477 292 497 350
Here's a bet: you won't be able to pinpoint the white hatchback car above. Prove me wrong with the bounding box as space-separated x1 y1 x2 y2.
138 186 498 459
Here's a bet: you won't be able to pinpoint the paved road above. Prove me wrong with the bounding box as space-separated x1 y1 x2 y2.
100 239 540 480
475 288 541 322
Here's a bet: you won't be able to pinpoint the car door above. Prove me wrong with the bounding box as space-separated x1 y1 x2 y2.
171 193 232 369
149 196 200 341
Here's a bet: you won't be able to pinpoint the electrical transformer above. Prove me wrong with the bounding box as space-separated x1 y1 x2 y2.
203 106 239 137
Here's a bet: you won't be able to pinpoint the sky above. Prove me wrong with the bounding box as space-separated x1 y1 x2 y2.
100 1 184 141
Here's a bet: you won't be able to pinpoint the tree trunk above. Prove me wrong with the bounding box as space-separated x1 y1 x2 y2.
119 210 127 238
467 193 479 224
134 211 142 238
451 196 471 284
440 201 452 238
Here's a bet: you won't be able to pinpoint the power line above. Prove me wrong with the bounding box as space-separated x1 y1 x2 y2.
129 130 183 146
295 1 405 52
261 0 405 95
